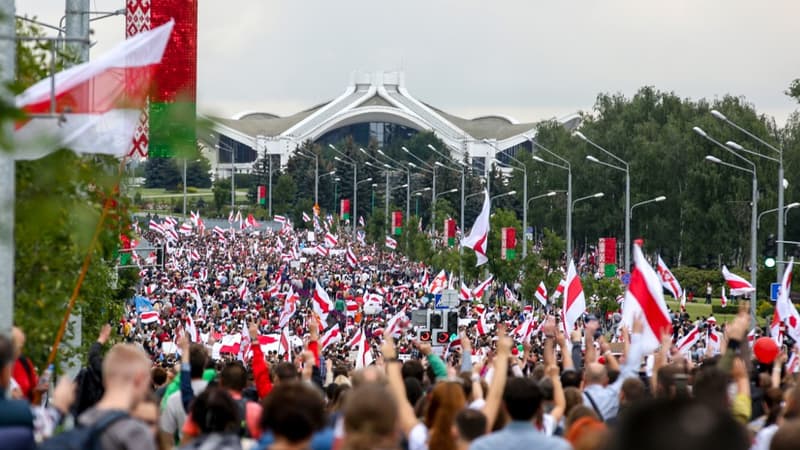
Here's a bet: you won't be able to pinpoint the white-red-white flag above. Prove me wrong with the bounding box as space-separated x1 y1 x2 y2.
472 274 494 299
346 246 358 268
385 308 410 336
355 328 374 369
385 236 398 250
14 21 174 159
621 244 672 354
219 334 242 354
563 259 586 332
504 284 518 304
428 270 448 295
237 281 248 300
279 327 291 361
461 190 490 266
278 289 298 328
315 244 329 257
312 281 334 321
720 286 728 307
476 310 491 336
325 232 338 247
656 256 683 300
722 265 755 296
553 278 566 300
680 290 687 313
459 282 472 301
776 259 800 341
770 309 784 347
675 325 701 355
320 325 342 351
535 281 548 306
302 212 311 223
706 329 722 355
140 311 159 324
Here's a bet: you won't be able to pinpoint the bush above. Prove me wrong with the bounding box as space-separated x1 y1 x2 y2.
711 305 739 315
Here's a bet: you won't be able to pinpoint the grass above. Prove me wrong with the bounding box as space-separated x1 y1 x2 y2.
132 187 246 200
664 298 766 327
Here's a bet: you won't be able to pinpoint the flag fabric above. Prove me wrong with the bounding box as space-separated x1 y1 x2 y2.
385 236 398 250
312 281 334 321
279 327 291 361
770 309 784 347
563 259 587 333
134 295 154 314
680 290 687 313
320 325 342 351
14 21 174 159
553 278 566 300
428 270 448 295
359 216 365 227
476 310 490 336
140 311 160 324
246 214 259 228
302 212 311 223
228 210 234 224
461 190 490 266
278 289 298 328
385 309 410 336
354 329 374 369
706 329 722 355
190 211 200 227
213 226 226 242
315 244 329 257
459 282 472 301
503 284 517 304
656 256 683 300
149 220 164 234
472 274 494 299
237 281 248 300
621 244 673 354
535 281 548 307
179 222 193 235
720 286 728 307
325 232 338 247
675 325 701 355
234 210 242 224
722 265 755 296
218 334 242 354
346 246 358 268
776 259 800 341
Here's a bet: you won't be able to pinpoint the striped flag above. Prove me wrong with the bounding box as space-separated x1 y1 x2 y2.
552 278 566 300
720 286 728 307
302 211 311 223
472 274 494 299
149 220 164 234
459 282 472 301
621 244 672 354
278 289 298 328
722 265 755 296
564 259 586 333
675 325 701 355
140 311 160 324
179 222 193 235
359 216 365 227
315 244 329 257
346 246 358 268
385 236 398 250
320 325 342 350
534 281 547 306
325 232 338 247
656 256 683 299
274 215 286 224
312 281 334 321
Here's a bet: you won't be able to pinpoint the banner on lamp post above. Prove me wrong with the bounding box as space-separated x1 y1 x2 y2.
445 218 456 247
501 227 516 260
257 186 266 206
392 211 403 236
598 237 617 278
340 199 350 221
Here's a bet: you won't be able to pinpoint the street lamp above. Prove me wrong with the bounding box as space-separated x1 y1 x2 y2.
758 203 800 229
493 153 529 258
572 192 605 209
329 144 358 238
579 132 631 272
491 191 516 202
214 140 236 210
695 126 757 324
527 190 559 208
712 109 786 281
362 151 400 234
403 147 438 227
528 136 573 264
295 149 320 208
630 195 667 218
378 149 411 225
371 183 378 213
435 188 459 201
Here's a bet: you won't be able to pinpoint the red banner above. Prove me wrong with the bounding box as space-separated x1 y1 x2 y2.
445 218 456 246
501 227 516 260
392 211 403 236
340 199 350 220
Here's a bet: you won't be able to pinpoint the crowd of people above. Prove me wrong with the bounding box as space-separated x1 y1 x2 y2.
2 212 800 450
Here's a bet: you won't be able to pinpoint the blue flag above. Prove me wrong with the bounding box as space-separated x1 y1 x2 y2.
134 296 153 314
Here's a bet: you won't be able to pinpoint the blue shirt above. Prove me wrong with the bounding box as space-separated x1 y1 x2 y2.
469 421 571 450
256 427 334 450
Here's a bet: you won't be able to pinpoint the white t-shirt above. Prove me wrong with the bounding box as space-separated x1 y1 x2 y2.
408 423 428 450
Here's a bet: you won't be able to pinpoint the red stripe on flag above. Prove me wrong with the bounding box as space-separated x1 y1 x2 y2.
628 268 672 338
566 276 582 311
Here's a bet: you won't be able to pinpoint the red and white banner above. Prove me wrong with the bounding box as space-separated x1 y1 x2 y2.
346 246 358 268
535 281 548 306
776 259 800 341
675 325 701 355
459 282 472 301
461 190 490 266
278 289 298 328
140 311 160 324
720 286 728 307
14 21 174 160
428 270 447 295
312 281 334 321
472 274 494 299
385 236 398 250
622 244 672 354
476 311 491 336
320 325 342 351
722 265 755 296
237 281 248 300
553 278 566 300
656 256 683 300
324 232 338 247
563 259 586 332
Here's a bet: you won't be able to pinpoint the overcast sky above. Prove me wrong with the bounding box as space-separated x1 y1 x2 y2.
20 0 800 125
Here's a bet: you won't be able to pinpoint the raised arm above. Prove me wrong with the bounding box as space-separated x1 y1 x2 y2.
584 319 598 365
546 364 566 425
383 331 418 437
482 325 511 432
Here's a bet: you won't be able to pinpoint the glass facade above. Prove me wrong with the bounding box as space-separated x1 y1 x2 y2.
217 135 257 164
472 157 486 175
495 140 532 165
315 121 418 148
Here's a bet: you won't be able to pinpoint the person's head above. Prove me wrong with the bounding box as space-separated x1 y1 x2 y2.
0 334 14 389
692 364 730 411
272 361 299 384
189 343 209 379
191 387 240 434
131 392 160 438
770 419 800 450
502 377 543 422
655 364 691 399
584 362 609 386
565 416 608 450
219 361 247 393
609 397 749 450
11 327 25 358
453 408 487 443
562 369 582 388
151 367 168 388
564 386 584 418
402 359 424 382
566 405 600 431
341 383 399 450
351 366 386 387
261 381 326 445
102 343 152 403
620 377 647 407
404 377 424 407
425 381 467 450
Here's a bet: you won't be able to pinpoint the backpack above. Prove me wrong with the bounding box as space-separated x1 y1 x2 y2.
38 411 129 450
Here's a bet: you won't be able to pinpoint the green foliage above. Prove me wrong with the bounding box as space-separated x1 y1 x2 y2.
583 276 625 315
186 157 212 188
711 305 741 315
540 228 565 269
365 209 387 243
144 157 180 189
757 300 774 320
788 79 800 104
212 178 231 215
486 208 522 285
400 216 432 262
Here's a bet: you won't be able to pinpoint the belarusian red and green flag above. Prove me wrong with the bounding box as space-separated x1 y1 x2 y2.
392 211 403 236
501 227 516 261
257 186 267 206
444 218 456 246
340 199 351 221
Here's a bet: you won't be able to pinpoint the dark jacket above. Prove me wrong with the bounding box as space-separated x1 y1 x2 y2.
0 390 35 450
72 341 105 417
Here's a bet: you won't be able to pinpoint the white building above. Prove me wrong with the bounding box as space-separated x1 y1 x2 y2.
205 71 580 178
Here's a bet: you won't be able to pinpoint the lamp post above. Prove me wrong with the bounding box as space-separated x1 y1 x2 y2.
356 177 374 225
329 144 359 238
371 183 378 213
572 193 605 254
527 190 558 207
528 137 573 264
758 203 800 229
412 187 432 218
295 150 320 208
695 127 758 324
403 147 438 225
333 177 341 212
578 132 631 272
630 196 667 218
712 109 785 282
378 149 411 226
214 141 236 210
362 153 399 235
493 155 529 257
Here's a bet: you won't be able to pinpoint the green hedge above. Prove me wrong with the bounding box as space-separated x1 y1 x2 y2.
710 305 739 315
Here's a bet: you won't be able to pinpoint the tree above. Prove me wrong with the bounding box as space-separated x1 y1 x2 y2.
185 156 212 188
144 157 180 189
271 173 297 216
212 178 231 215
486 208 522 285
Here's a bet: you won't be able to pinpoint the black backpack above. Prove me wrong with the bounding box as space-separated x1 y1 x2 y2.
38 411 128 450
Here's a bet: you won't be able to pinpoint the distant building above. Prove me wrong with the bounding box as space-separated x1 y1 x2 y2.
204 71 580 179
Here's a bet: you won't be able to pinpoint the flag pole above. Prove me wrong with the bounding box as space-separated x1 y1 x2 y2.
0 0 14 335
46 158 127 370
